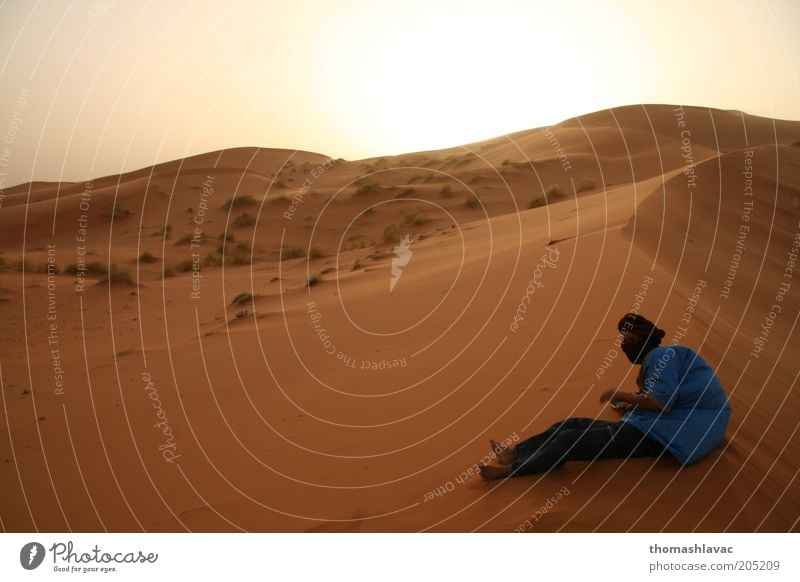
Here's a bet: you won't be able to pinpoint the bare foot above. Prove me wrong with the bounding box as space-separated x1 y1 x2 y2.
479 463 513 482
490 439 517 465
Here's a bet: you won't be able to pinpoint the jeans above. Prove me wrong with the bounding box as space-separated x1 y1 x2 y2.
510 418 663 476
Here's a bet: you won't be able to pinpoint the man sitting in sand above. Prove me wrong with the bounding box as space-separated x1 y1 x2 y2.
479 313 732 481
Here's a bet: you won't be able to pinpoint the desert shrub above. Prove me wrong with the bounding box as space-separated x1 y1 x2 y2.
355 180 380 195
204 253 223 267
231 292 253 306
383 224 400 244
138 251 158 263
465 194 482 209
104 264 132 284
306 274 321 287
529 195 547 209
159 224 172 238
175 260 196 273
227 253 251 266
576 178 596 193
218 231 234 242
233 212 256 227
401 207 429 227
352 259 363 270
395 187 415 198
440 185 453 198
274 179 286 188
162 267 175 278
546 184 565 199
309 245 326 259
104 206 131 220
280 246 306 261
175 233 193 245
511 161 533 169
221 194 256 210
63 262 107 276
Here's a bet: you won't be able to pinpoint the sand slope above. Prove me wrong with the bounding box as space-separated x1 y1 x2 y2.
1 104 799 532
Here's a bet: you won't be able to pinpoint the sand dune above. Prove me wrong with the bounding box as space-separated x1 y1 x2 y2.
1 104 799 532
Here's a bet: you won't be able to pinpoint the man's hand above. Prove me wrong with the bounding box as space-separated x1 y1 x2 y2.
599 389 618 403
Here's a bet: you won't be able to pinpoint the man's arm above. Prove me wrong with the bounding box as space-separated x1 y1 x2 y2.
599 389 669 412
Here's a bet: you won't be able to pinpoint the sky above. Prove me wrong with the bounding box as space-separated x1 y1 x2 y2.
0 0 799 188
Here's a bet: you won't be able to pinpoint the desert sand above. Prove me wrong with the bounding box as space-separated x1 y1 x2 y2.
1 104 799 532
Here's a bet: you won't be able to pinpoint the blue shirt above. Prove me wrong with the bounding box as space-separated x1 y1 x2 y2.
623 345 732 466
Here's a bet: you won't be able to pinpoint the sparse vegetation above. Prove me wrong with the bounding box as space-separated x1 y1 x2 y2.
175 233 193 245
401 207 429 227
222 194 257 210
309 245 326 259
162 267 175 278
104 206 132 220
383 224 400 244
280 246 306 261
204 253 224 267
529 195 547 209
103 264 132 284
355 180 381 196
306 274 321 287
64 261 107 276
546 184 566 199
576 178 597 193
231 292 254 307
159 224 172 238
352 259 363 270
465 194 482 209
233 212 256 227
395 187 416 198
175 260 196 273
218 231 234 242
440 184 453 198
138 251 158 263
15 260 58 274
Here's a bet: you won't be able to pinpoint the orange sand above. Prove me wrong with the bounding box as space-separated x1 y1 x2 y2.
1 104 799 532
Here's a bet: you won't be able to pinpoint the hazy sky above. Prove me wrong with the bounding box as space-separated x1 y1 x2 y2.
0 0 799 188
